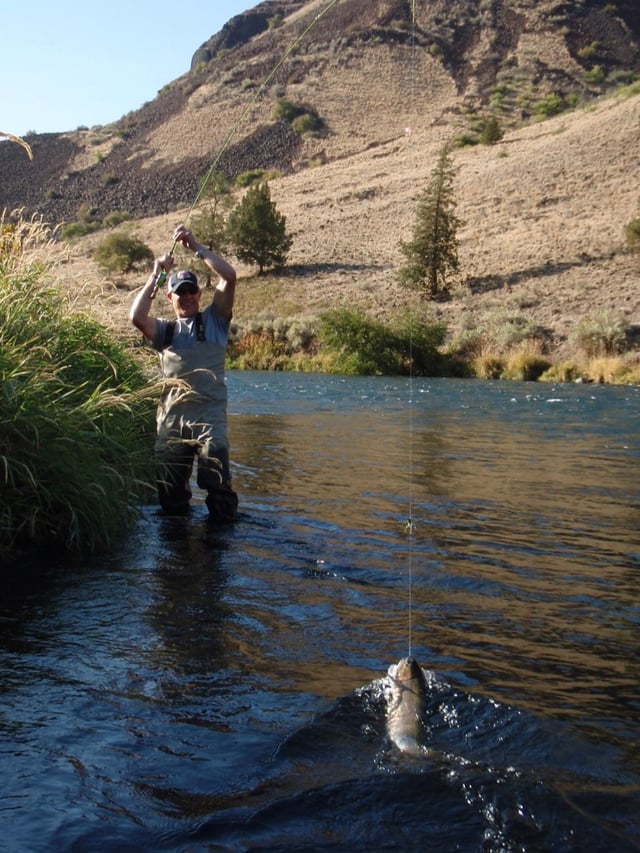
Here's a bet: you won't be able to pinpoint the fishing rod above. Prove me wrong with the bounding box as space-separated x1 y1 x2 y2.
154 0 343 281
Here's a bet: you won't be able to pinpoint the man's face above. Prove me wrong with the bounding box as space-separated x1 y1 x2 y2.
169 283 201 317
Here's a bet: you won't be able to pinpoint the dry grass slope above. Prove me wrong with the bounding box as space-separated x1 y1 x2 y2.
1 0 638 365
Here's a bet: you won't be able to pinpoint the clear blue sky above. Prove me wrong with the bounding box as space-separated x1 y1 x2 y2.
2 1 253 137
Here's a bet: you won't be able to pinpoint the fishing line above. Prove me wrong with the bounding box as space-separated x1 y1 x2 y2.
405 0 419 659
168 0 343 259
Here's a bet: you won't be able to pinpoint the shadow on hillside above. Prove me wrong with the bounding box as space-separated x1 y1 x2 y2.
467 252 615 294
276 262 383 278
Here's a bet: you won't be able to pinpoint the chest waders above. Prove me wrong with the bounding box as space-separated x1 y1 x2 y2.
156 314 238 521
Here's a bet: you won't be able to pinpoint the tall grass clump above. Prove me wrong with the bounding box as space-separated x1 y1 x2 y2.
0 213 157 563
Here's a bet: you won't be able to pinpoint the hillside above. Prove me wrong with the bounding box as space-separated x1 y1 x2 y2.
1 0 639 360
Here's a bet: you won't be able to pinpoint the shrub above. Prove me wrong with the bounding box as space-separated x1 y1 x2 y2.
318 308 446 376
77 202 98 223
93 231 154 274
585 65 605 85
61 220 102 240
228 329 289 370
492 311 545 350
577 42 599 61
392 311 447 375
227 315 319 369
291 113 324 135
454 133 479 148
318 309 399 375
447 328 485 360
625 216 640 252
273 98 306 122
533 93 564 119
572 314 628 357
103 211 131 228
236 169 268 187
274 99 324 134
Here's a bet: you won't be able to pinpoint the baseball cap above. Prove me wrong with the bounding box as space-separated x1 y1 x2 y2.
167 270 199 293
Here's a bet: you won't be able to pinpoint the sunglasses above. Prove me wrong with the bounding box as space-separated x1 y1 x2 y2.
174 284 199 296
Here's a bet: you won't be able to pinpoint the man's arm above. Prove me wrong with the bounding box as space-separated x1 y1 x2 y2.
129 255 173 340
173 224 237 321
198 245 237 321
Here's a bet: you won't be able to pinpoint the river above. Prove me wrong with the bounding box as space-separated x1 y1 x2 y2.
1 372 639 851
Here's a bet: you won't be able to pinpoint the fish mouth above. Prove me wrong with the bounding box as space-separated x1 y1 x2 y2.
387 656 425 686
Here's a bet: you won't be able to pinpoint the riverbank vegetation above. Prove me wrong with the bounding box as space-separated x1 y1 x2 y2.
0 214 157 563
225 303 640 383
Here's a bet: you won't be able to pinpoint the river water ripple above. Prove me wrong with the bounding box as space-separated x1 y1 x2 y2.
1 373 639 851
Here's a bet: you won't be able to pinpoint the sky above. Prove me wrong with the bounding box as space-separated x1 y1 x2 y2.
2 1 254 138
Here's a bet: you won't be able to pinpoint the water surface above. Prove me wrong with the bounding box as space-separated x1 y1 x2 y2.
1 373 639 851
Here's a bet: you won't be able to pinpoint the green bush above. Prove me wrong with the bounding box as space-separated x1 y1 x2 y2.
273 98 306 122
93 231 154 274
274 98 323 134
236 169 269 188
103 211 131 228
585 64 605 84
318 308 446 375
61 220 102 240
291 113 324 135
533 93 564 119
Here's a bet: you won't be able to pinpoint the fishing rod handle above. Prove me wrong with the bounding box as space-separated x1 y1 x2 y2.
150 269 166 299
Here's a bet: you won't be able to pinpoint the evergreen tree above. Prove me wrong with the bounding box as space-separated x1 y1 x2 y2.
398 146 462 298
227 182 292 274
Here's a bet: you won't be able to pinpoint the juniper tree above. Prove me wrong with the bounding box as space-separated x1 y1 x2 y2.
227 182 292 274
398 146 462 298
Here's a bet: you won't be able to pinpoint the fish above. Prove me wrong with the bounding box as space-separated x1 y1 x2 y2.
386 656 430 755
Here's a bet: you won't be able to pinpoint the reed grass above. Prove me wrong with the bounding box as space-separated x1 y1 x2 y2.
0 212 157 563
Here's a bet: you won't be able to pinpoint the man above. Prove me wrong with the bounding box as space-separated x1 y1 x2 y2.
129 224 238 521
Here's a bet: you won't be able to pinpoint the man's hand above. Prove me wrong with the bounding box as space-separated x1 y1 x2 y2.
155 253 175 276
173 224 197 252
